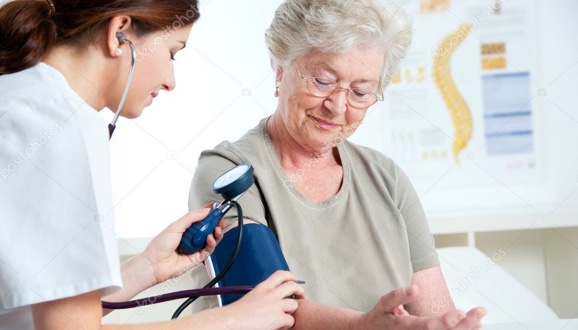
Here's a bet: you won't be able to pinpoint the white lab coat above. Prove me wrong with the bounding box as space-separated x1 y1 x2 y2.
0 63 122 328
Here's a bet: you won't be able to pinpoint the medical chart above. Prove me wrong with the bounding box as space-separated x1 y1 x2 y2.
377 0 543 203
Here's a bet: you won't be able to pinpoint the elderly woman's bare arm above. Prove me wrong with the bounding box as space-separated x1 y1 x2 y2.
291 286 486 330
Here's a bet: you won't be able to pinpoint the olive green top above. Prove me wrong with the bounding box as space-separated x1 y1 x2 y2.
189 117 439 311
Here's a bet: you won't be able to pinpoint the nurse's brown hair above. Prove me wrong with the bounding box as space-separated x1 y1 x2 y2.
0 0 200 74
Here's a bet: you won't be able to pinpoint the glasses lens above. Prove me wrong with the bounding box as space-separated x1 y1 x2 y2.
309 77 335 96
300 70 380 108
348 89 377 107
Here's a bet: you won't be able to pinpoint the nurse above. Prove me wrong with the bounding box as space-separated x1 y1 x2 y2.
0 0 303 329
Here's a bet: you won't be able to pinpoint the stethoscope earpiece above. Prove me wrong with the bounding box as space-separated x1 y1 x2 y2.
115 32 128 45
108 32 136 139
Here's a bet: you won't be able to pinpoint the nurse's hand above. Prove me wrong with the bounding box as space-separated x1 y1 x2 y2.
219 270 305 330
102 208 224 307
142 207 225 284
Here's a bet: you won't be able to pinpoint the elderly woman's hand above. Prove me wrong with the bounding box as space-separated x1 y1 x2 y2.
359 286 486 330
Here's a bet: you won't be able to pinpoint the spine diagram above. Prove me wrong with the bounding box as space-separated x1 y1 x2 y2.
432 23 473 164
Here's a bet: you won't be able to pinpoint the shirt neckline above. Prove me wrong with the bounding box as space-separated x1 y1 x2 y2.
260 117 350 208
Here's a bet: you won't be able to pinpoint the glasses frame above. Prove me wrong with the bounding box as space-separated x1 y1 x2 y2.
297 68 384 108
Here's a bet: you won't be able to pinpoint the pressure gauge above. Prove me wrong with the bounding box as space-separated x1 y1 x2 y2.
212 163 254 200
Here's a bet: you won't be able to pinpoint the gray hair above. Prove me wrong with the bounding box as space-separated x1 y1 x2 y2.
265 0 413 92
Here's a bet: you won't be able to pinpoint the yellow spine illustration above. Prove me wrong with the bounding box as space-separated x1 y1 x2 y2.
432 23 473 164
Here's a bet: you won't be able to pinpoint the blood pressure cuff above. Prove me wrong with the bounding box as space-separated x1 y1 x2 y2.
206 223 289 306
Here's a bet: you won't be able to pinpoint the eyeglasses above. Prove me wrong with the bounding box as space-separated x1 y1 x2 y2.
297 68 383 108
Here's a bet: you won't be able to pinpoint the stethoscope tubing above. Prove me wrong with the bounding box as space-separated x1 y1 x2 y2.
108 40 136 138
102 286 254 309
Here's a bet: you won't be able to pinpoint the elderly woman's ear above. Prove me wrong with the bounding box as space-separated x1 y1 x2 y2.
275 67 284 82
274 67 284 97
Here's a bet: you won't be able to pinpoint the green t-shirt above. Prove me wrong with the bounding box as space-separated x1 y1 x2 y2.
189 117 439 311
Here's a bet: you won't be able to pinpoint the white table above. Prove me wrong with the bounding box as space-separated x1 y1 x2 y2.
483 319 578 329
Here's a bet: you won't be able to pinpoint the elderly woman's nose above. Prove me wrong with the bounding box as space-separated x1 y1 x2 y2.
325 90 348 114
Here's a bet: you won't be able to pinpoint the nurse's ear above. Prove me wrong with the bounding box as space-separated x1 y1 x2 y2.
106 15 133 58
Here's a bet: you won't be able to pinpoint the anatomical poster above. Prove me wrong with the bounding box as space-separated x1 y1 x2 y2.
379 0 543 197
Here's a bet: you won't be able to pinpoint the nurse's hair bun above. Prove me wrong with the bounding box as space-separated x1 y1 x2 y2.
0 0 57 74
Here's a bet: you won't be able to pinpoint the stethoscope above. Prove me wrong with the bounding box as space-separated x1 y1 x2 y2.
108 32 136 139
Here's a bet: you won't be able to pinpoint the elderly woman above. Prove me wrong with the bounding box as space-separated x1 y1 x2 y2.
0 0 304 328
190 0 485 328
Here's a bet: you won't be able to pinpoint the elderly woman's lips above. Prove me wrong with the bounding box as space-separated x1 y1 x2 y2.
313 117 340 129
